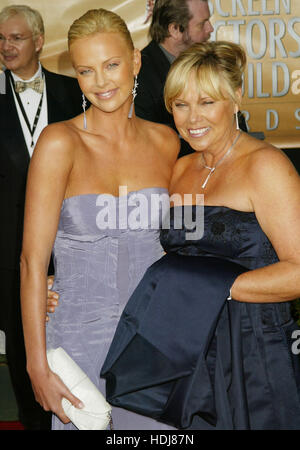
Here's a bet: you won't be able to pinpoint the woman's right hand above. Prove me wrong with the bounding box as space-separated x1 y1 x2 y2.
29 366 84 424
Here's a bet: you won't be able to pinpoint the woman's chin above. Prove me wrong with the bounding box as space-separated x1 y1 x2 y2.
185 139 205 152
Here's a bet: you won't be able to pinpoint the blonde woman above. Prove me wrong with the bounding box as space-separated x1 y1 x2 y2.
102 41 300 430
20 9 179 430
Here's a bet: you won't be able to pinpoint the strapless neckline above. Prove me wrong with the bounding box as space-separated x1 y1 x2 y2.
160 204 277 269
63 187 169 203
170 204 255 215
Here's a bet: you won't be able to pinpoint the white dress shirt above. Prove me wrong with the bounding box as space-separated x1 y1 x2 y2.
10 62 48 157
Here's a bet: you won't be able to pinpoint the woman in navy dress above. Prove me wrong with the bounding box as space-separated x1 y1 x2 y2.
102 41 300 430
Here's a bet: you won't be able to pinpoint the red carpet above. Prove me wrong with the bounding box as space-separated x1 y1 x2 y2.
0 421 25 430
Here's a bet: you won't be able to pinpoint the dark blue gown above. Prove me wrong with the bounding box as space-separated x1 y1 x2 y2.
101 206 300 430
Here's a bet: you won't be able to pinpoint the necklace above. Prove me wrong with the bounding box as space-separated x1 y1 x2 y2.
201 131 241 189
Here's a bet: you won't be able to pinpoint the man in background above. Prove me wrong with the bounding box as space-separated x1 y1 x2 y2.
0 5 82 430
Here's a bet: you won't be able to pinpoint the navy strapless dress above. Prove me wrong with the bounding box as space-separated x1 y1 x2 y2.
101 206 300 430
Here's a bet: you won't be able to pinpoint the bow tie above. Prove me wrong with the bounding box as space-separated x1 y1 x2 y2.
14 76 44 94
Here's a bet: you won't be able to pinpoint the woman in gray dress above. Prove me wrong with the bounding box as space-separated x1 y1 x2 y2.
20 9 179 430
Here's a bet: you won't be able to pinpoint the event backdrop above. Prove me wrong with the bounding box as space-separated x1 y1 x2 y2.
0 0 299 148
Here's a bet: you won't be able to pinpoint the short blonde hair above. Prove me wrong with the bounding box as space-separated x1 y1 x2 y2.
164 41 246 112
68 9 134 51
0 5 44 37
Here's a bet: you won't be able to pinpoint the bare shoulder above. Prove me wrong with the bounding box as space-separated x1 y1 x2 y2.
246 139 299 182
31 120 78 167
34 120 76 152
137 117 180 161
242 138 300 209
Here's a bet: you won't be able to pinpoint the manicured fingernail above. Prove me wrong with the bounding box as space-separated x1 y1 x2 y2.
78 402 84 409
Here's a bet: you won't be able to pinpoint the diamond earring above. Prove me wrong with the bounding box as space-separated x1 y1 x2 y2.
128 75 138 119
132 75 138 100
82 93 87 129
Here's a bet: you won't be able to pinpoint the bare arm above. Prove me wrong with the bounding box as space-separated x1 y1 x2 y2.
20 124 83 422
231 147 300 302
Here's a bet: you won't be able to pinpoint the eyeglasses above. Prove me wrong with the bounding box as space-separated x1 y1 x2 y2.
0 35 33 46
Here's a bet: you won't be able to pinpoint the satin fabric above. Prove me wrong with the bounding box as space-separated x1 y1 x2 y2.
101 254 246 428
47 189 176 430
101 206 300 430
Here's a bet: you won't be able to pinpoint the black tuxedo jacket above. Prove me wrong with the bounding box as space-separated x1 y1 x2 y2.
0 67 83 271
135 40 194 158
135 40 248 158
135 40 173 126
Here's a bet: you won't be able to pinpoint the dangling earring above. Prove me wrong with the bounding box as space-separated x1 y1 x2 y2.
132 75 138 100
128 75 138 119
235 111 240 131
82 93 87 129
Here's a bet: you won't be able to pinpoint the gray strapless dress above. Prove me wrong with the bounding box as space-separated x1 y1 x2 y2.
46 187 175 430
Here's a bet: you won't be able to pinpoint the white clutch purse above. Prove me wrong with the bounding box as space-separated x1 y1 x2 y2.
47 347 112 430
